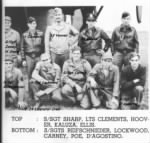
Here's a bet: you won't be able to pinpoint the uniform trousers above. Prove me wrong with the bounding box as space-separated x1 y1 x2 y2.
61 83 100 109
50 51 69 69
83 51 101 67
120 85 144 110
113 51 135 71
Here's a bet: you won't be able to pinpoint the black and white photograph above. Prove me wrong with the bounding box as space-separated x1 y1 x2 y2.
2 0 150 143
4 5 148 110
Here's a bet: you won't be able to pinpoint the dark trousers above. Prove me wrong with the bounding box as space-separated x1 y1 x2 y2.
26 55 40 79
25 55 40 99
83 52 101 67
50 51 69 69
120 85 144 110
113 51 135 71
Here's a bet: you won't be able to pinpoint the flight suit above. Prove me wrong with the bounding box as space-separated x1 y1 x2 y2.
121 65 146 110
5 67 25 107
89 63 120 109
61 58 94 109
79 26 111 67
31 61 62 101
112 24 139 70
5 28 21 66
21 29 44 79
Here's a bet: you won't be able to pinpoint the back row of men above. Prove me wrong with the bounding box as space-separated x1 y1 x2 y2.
5 8 146 110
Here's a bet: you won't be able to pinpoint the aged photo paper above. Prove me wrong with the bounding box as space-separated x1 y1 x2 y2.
2 0 150 142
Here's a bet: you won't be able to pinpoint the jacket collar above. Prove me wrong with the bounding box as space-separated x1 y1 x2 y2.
120 24 132 32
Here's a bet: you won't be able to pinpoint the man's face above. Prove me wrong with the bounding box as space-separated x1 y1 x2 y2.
27 21 37 30
55 12 63 22
86 20 95 28
102 58 112 68
130 56 140 71
5 61 13 71
5 20 11 30
72 50 81 61
122 16 131 25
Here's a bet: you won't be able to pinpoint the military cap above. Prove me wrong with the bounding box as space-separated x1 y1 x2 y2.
71 46 81 53
122 12 130 19
5 16 12 21
40 53 50 61
86 13 96 21
129 52 140 60
54 7 63 14
27 16 36 23
5 56 14 62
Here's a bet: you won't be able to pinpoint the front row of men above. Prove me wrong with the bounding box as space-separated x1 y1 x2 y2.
5 46 146 110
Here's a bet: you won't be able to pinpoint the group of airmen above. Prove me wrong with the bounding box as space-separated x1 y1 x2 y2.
5 7 146 110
